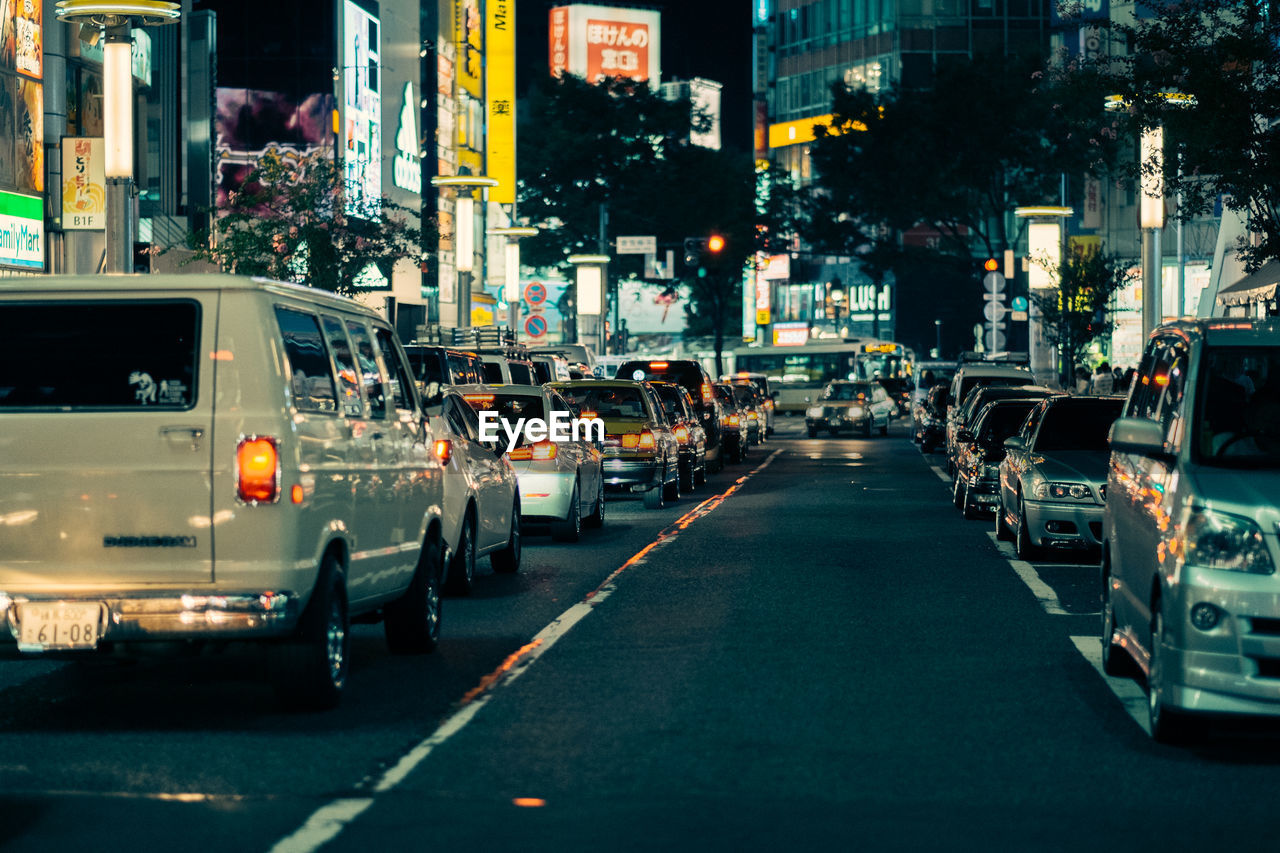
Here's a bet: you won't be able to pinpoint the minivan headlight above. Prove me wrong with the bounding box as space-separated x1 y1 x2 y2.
1183 510 1275 575
846 405 865 418
806 406 824 418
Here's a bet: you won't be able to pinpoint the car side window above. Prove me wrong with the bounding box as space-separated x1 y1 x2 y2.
321 315 364 417
275 307 338 413
1125 344 1162 419
346 320 387 420
1153 338 1190 448
456 395 484 441
444 398 471 439
373 326 418 414
1021 401 1045 445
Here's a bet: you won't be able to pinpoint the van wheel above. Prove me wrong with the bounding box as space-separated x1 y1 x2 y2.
664 462 681 501
1148 605 1205 744
583 477 606 529
863 419 873 438
879 419 889 436
446 513 477 595
492 502 522 573
1100 554 1130 676
384 531 444 654
551 482 582 542
274 554 349 711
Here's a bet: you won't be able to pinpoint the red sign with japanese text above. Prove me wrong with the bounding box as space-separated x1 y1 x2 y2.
549 7 569 76
585 18 650 83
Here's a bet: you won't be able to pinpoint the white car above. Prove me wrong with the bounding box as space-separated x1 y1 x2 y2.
460 385 605 542
425 388 522 595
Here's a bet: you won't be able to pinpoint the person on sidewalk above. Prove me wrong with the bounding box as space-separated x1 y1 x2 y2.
1089 361 1115 396
1073 366 1091 395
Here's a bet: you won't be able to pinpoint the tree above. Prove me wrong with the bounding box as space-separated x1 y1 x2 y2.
1030 247 1135 386
182 152 426 295
1100 0 1280 269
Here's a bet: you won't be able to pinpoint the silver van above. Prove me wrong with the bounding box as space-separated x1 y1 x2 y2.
0 275 447 709
1103 319 1280 741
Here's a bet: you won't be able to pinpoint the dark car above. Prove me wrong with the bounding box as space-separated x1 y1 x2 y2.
951 398 1040 519
714 382 749 464
402 343 485 390
616 359 723 472
918 383 949 452
650 381 708 491
946 384 1060 476
730 382 767 446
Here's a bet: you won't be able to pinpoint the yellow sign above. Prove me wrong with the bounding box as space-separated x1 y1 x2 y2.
486 0 515 205
471 304 495 327
767 110 873 148
756 308 771 326
61 138 105 230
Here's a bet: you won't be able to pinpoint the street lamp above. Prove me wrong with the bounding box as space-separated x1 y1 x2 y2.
568 253 610 355
55 1 180 275
1016 205 1073 385
431 175 499 328
487 225 538 332
828 278 845 332
934 319 942 359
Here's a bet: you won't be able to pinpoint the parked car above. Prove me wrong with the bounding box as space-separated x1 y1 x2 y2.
714 383 750 463
804 379 896 438
730 381 767 446
946 362 1035 413
723 372 775 434
952 398 1040 519
460 385 604 542
946 384 1058 475
551 380 680 509
616 359 724 473
910 360 957 412
424 388 522 594
0 275 450 710
402 343 486 390
650 381 708 491
917 383 950 452
996 394 1125 560
1102 320 1280 742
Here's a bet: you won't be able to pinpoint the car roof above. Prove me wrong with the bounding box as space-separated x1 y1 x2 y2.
956 365 1035 378
551 379 646 389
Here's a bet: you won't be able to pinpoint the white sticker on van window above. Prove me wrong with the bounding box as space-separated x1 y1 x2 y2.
631 369 646 380
159 381 188 405
129 371 157 404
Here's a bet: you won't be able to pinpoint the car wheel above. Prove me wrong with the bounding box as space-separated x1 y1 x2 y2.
679 459 694 493
994 498 1014 542
551 481 582 542
273 554 349 711
1015 498 1041 562
952 476 965 509
583 475 606 529
879 417 888 436
1100 553 1130 676
445 512 477 595
643 475 666 509
807 426 819 438
385 529 444 654
694 458 707 486
1148 604 1204 744
664 460 681 501
863 419 873 438
491 501 523 572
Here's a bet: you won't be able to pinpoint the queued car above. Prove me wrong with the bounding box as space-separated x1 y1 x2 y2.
917 383 950 452
615 359 724 473
424 388 522 595
723 372 775 434
1102 320 1280 742
552 380 681 509
996 394 1125 561
877 376 912 418
910 361 957 412
650 381 708 491
730 382 767 447
460 385 605 543
946 384 1058 475
714 382 750 463
804 379 896 438
402 343 486 391
951 398 1041 520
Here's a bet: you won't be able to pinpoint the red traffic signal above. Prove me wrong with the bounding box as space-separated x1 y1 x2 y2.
707 234 725 253
983 257 999 272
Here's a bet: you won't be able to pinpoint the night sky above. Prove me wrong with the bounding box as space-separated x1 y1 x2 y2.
518 1 756 153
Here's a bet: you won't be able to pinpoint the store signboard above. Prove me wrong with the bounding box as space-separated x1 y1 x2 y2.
342 0 381 216
0 190 44 269
487 0 515 204
547 5 661 87
61 137 105 229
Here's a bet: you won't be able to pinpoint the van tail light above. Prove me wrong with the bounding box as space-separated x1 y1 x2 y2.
462 394 494 408
507 440 558 461
434 439 452 465
724 414 740 427
237 436 280 504
673 425 690 444
765 399 774 410
701 382 713 402
649 361 669 369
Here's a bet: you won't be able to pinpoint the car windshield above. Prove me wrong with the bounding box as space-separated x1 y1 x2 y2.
479 394 546 422
1033 399 1125 452
1197 346 1280 467
823 383 873 401
557 386 648 419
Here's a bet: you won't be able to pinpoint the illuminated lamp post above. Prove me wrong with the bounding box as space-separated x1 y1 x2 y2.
487 226 538 333
431 175 499 328
828 278 846 336
568 254 610 355
1015 205 1073 385
55 1 180 275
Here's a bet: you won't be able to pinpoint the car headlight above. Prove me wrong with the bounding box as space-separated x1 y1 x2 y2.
1182 510 1275 574
847 405 864 418
805 406 823 418
1032 481 1092 500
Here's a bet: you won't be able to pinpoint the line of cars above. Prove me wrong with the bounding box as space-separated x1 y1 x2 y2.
920 322 1280 744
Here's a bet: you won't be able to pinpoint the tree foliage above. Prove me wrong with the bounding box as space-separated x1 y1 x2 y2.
1030 247 1135 384
183 152 426 295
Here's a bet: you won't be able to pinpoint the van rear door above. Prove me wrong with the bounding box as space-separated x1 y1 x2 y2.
0 296 216 586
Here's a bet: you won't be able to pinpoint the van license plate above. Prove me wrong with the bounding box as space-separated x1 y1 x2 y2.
17 602 106 651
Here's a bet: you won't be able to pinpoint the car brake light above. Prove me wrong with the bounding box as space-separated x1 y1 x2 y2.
237 437 279 504
725 414 740 426
580 410 598 419
638 430 656 449
621 433 640 448
748 412 758 420
649 361 669 369
702 382 713 402
462 394 494 407
434 439 452 465
673 425 690 443
764 399 774 410
508 440 558 461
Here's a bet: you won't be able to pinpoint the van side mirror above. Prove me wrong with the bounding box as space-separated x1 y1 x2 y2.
1109 416 1171 459
423 381 443 405
1003 436 1025 451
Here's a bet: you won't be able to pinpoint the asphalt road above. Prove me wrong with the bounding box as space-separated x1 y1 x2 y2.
4 416 1280 851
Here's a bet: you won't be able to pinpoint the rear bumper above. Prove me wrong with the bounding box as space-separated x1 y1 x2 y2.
603 458 663 490
0 589 298 653
516 469 576 521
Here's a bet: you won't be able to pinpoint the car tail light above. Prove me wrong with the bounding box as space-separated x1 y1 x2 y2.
638 430 656 449
673 425 690 443
237 436 279 504
434 439 452 465
580 410 598 420
764 399 774 410
621 430 655 450
748 411 758 420
724 414 740 426
510 440 558 461
462 394 494 407
649 361 669 369
701 382 713 402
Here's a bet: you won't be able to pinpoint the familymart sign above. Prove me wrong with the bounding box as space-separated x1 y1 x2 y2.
0 191 44 270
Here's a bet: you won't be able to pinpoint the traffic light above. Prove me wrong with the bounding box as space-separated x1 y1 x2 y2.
683 237 707 267
707 234 725 254
983 257 999 273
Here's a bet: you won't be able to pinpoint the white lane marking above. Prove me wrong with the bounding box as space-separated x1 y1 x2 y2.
929 464 950 484
270 449 785 853
987 531 1070 616
1070 635 1151 736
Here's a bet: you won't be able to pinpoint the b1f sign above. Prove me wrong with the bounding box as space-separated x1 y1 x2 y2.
548 5 661 88
62 138 106 230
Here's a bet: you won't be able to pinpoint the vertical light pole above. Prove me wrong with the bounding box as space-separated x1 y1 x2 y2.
55 1 180 274
431 176 498 328
934 319 942 358
1016 206 1073 385
488 226 538 333
568 254 610 355
1139 124 1165 338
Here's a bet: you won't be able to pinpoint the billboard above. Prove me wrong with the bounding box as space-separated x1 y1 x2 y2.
0 189 42 269
617 280 689 335
342 0 381 215
61 137 104 230
487 0 515 204
548 5 661 87
214 88 335 208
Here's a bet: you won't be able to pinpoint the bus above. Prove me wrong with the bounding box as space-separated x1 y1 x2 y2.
732 339 913 415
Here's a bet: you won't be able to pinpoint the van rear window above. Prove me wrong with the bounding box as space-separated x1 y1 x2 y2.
0 301 199 410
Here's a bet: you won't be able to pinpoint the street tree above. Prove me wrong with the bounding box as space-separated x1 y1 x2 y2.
1030 246 1135 386
183 152 426 295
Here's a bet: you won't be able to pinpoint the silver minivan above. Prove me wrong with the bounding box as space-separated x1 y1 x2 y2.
1103 319 1280 741
0 275 448 709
